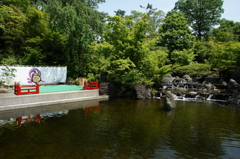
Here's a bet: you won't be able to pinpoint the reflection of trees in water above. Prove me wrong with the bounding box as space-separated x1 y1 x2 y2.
0 99 240 158
167 102 225 158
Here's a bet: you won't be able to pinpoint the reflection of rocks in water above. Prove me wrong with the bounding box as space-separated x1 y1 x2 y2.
166 109 175 122
164 91 176 111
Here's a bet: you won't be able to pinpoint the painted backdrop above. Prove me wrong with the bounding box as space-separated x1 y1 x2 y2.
0 66 67 85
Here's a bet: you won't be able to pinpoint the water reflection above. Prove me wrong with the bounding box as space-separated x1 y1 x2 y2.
165 109 175 122
16 114 41 126
0 98 240 158
84 105 99 114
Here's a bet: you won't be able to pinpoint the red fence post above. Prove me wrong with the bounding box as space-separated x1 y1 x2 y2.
17 84 21 95
96 82 99 89
36 84 40 94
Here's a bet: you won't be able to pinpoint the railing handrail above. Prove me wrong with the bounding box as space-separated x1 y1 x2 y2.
84 81 99 90
14 83 40 95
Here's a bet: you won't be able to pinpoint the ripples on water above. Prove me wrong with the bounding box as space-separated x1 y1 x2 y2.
0 98 240 158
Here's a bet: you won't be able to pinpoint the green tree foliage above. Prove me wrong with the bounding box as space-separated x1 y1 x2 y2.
0 4 26 63
43 0 105 77
88 15 169 90
174 63 212 77
0 1 66 65
207 41 240 71
0 65 16 86
210 19 240 42
159 13 195 61
126 5 165 40
171 49 195 65
173 0 224 39
114 9 126 17
193 40 211 63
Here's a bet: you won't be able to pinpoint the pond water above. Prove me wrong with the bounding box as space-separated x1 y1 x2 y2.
0 98 240 159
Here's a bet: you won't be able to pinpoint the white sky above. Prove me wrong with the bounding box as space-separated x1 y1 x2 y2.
98 0 240 22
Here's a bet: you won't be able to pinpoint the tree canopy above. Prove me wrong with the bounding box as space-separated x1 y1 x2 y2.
1 0 240 90
158 12 195 59
173 0 224 39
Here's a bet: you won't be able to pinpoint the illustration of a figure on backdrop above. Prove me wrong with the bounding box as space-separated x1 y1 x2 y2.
27 68 45 84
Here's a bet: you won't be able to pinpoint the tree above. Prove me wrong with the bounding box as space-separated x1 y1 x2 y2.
173 0 224 39
158 13 195 61
207 41 240 72
193 40 211 63
0 1 68 66
88 15 169 90
210 19 240 42
42 0 105 77
126 5 165 40
114 9 126 17
171 49 195 65
0 4 26 63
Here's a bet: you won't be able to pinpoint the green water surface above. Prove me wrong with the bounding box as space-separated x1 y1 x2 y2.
0 98 239 158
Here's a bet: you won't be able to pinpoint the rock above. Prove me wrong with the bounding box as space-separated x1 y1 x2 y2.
162 74 175 86
228 93 240 107
0 88 13 93
99 82 120 98
219 79 228 86
183 74 192 83
132 83 151 99
203 77 226 85
206 83 214 90
189 91 198 95
227 79 240 93
164 91 176 111
230 69 240 84
155 92 162 98
99 72 108 83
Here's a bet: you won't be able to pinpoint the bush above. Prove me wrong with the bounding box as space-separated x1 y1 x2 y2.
174 63 212 77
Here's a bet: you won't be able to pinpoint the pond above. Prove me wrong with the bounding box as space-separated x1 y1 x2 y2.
0 98 240 158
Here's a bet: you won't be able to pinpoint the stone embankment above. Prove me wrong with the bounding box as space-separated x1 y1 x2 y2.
98 73 240 108
157 74 240 107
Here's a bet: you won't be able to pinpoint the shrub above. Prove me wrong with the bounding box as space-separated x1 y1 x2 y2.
174 63 212 77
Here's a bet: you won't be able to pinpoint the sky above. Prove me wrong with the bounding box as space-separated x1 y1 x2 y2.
98 0 240 22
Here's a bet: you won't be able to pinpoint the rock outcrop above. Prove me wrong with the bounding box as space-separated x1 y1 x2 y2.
164 91 176 111
227 79 240 93
228 93 240 106
99 82 120 98
132 83 151 99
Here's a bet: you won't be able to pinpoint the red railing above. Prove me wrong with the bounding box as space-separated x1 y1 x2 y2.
84 81 99 90
14 84 40 95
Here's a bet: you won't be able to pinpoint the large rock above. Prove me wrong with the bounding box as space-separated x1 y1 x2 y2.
162 74 175 86
227 79 240 93
132 83 151 99
99 82 120 98
228 93 240 107
230 69 240 84
164 91 176 111
99 72 108 83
